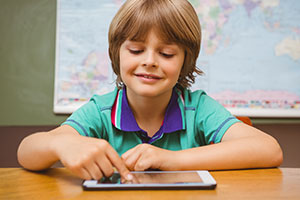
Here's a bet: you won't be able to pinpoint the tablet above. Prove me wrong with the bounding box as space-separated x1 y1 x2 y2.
82 170 216 190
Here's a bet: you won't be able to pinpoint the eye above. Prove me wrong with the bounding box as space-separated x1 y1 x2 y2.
160 52 174 58
129 49 143 55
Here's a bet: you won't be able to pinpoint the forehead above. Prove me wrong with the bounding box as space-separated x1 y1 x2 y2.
126 25 177 46
127 28 175 44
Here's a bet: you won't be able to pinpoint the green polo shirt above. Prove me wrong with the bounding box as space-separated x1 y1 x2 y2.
62 87 240 156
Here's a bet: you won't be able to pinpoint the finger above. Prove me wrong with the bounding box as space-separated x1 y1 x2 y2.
105 145 132 181
134 154 152 171
121 173 140 184
66 161 93 180
96 157 114 177
122 147 144 171
84 161 103 180
72 167 92 180
121 145 138 160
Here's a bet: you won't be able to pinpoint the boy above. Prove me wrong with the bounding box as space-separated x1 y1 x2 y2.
18 0 283 181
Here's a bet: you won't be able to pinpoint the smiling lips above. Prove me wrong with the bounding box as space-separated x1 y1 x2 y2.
135 73 161 80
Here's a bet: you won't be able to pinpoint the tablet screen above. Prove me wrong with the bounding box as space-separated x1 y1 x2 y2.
98 171 203 184
83 171 216 190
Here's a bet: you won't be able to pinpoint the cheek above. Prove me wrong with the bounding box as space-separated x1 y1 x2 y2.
119 53 135 82
168 59 184 77
120 57 132 73
119 62 128 82
119 51 129 72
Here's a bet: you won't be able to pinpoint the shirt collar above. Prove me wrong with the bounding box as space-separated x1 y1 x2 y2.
111 87 186 133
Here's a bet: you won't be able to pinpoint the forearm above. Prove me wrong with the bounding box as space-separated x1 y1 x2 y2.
172 135 283 170
17 131 59 171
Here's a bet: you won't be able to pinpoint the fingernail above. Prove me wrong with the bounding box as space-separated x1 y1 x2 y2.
127 173 133 181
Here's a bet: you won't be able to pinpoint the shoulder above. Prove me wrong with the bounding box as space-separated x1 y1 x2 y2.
179 87 210 107
62 88 119 137
179 88 240 144
69 88 118 121
89 88 119 112
179 87 231 116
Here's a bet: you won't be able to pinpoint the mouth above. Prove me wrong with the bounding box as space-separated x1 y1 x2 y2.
135 73 161 80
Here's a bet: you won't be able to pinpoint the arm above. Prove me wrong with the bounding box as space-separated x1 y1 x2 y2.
17 126 67 171
173 122 283 170
17 125 132 180
122 122 283 171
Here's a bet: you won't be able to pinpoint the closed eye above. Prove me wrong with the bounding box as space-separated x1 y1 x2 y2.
129 49 143 55
160 52 174 58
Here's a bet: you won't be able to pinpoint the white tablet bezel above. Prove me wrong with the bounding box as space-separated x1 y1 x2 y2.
82 170 216 190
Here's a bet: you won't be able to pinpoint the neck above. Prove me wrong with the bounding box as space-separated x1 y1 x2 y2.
125 89 173 136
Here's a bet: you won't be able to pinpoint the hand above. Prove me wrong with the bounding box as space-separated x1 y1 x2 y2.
121 144 175 171
53 134 132 181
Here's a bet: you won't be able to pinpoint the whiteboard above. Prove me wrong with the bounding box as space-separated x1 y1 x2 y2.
54 0 300 117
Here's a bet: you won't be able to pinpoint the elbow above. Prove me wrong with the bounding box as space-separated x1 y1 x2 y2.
273 146 283 167
17 139 25 167
17 137 30 169
17 133 49 171
267 136 284 167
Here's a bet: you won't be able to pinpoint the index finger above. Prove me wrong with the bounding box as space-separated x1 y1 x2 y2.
121 145 137 160
105 145 133 181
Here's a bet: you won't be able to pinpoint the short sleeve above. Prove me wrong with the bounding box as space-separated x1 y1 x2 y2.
61 98 103 138
196 94 240 144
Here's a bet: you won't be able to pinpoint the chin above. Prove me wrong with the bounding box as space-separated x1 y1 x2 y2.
135 90 159 97
133 87 172 98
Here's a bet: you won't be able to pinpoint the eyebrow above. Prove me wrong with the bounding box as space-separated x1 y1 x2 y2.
127 39 177 47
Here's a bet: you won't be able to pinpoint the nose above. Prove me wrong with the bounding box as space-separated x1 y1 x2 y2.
142 51 158 67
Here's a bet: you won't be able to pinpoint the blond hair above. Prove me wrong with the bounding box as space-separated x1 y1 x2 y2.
108 0 202 88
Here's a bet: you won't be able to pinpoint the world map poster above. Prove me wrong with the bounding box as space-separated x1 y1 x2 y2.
54 0 300 117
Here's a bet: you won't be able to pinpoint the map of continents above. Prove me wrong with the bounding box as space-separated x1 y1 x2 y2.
190 0 300 114
55 0 300 116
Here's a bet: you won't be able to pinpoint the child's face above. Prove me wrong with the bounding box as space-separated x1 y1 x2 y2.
119 30 185 99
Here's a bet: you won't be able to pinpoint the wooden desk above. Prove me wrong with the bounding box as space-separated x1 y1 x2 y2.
0 168 299 200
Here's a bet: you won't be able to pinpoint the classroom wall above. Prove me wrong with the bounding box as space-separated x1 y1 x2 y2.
0 0 67 126
1 0 300 126
0 0 299 167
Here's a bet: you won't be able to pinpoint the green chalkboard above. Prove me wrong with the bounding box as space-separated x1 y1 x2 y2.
0 0 67 125
0 0 299 126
